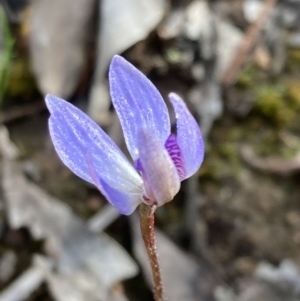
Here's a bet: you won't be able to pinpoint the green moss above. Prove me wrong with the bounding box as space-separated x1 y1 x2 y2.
165 48 182 64
285 81 300 110
287 48 300 70
280 146 298 159
0 6 14 104
254 85 296 126
199 159 221 179
219 143 236 160
6 57 36 97
254 130 278 156
236 64 258 89
200 139 242 181
228 128 242 140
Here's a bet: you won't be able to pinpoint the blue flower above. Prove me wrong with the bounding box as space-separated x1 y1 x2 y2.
45 55 204 215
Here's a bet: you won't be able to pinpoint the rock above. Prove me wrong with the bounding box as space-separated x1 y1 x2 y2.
22 160 41 182
0 126 138 300
29 0 97 99
184 0 212 41
158 8 185 39
237 279 299 301
243 0 264 23
183 1 243 80
214 286 237 301
0 257 48 301
216 20 243 80
255 260 300 295
188 80 223 138
0 251 17 283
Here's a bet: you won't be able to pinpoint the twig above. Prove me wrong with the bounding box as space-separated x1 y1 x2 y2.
0 263 45 301
241 145 300 176
139 203 164 301
222 0 277 85
88 205 120 232
0 101 45 123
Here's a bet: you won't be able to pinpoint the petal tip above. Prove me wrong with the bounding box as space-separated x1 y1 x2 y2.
45 94 67 113
168 92 177 98
110 55 127 71
109 55 139 79
111 54 122 61
45 93 55 107
168 92 186 106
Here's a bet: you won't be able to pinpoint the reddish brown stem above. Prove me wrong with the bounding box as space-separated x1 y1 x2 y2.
139 203 164 301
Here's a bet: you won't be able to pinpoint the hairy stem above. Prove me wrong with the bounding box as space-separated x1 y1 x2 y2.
139 203 164 301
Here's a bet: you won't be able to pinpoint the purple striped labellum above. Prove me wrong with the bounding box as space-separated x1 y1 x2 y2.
45 55 204 215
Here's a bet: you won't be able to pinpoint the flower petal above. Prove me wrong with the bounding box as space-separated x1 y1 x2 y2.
46 94 143 194
164 134 186 180
98 178 142 215
86 150 142 215
137 128 180 206
109 55 170 160
169 93 204 179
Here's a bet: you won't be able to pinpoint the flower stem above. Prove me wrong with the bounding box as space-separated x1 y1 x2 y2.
139 203 164 301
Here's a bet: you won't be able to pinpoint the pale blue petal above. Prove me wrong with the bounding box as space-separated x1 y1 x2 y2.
46 94 143 194
137 128 180 207
86 150 142 215
109 55 170 160
169 93 204 179
98 178 142 215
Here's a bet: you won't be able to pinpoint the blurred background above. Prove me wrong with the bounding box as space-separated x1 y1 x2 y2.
1 0 300 300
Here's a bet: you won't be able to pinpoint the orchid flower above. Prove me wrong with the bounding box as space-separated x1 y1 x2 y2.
45 55 204 215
